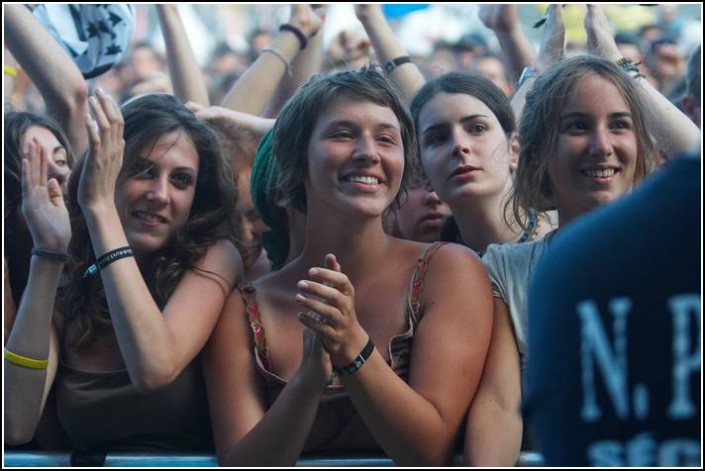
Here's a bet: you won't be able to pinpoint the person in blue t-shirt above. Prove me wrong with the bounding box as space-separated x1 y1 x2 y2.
526 151 700 466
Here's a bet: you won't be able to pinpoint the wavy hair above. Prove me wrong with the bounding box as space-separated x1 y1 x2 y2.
60 94 241 350
511 55 657 227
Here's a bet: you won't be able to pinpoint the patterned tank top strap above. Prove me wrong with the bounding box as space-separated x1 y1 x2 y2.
237 282 271 371
407 242 447 324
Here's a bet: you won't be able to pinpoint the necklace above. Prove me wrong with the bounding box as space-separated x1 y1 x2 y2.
516 208 538 244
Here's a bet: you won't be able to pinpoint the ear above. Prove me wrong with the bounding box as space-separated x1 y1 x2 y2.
508 132 520 173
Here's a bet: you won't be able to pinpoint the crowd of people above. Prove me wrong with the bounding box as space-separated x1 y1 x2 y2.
4 3 701 467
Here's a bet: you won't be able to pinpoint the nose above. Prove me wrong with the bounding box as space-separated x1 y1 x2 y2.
146 177 169 204
589 126 614 157
422 189 443 207
242 213 268 243
252 218 268 239
352 135 380 164
451 127 472 160
46 159 70 188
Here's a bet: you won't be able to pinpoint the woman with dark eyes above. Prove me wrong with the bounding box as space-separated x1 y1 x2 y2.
4 112 75 346
4 91 243 452
410 71 554 256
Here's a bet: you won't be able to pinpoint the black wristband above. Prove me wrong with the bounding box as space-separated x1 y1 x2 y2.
279 23 308 50
31 247 70 263
333 337 375 376
83 246 133 278
384 55 412 74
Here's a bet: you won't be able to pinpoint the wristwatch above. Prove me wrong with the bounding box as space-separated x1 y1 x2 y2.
517 66 537 89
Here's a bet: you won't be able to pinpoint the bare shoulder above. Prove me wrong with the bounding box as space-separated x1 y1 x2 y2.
213 283 249 345
426 242 487 277
197 239 245 285
201 239 243 267
421 242 492 312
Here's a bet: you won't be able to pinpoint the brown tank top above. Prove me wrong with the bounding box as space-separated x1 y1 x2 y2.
55 357 213 452
238 242 445 452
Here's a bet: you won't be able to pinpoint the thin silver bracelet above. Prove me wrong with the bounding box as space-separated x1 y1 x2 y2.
261 47 292 76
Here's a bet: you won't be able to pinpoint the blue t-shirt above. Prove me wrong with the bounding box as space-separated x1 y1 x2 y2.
526 155 701 466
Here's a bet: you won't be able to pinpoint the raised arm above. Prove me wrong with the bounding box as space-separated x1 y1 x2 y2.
355 4 426 103
220 5 321 115
77 90 242 391
585 4 700 159
204 292 332 466
186 102 274 170
4 51 19 111
464 298 523 466
297 247 493 465
4 4 89 158
263 5 327 119
510 4 565 123
156 5 209 106
4 140 69 445
479 4 536 82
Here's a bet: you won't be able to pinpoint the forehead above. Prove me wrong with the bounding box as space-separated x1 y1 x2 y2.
23 125 62 148
419 92 499 127
477 57 505 75
314 96 401 130
564 74 630 112
141 130 199 171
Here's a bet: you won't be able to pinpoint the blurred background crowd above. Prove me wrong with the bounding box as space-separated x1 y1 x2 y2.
6 4 702 114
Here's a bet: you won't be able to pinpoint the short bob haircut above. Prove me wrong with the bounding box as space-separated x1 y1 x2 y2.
273 66 418 214
512 55 657 222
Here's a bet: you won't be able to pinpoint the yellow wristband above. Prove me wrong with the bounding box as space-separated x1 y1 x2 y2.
4 348 48 370
4 65 18 78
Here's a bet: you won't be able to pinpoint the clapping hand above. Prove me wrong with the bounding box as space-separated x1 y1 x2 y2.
21 138 71 252
78 88 125 212
296 254 369 370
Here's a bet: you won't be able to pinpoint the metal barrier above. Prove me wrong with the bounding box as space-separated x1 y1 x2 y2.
4 450 545 467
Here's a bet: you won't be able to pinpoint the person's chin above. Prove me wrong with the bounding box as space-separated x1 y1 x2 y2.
127 233 166 254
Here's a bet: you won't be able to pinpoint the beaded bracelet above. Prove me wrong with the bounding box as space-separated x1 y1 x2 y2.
279 23 308 50
31 247 70 263
384 55 412 74
4 348 49 370
83 246 133 278
333 337 375 376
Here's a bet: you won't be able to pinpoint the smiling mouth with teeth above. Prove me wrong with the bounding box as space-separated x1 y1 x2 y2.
582 168 617 178
135 211 166 223
346 176 379 185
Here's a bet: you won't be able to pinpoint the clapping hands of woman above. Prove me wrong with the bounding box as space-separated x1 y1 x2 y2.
78 88 125 213
21 138 71 253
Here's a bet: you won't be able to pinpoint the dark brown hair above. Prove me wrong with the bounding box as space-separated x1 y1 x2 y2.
60 94 240 350
273 66 418 214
